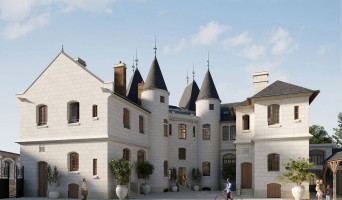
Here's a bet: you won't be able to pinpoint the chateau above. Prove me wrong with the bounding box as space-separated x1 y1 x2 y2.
16 47 320 199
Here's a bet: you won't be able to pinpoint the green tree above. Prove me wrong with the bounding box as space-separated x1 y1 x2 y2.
309 125 332 144
110 158 133 185
332 112 342 148
136 161 154 183
279 157 316 186
191 168 201 184
222 163 236 181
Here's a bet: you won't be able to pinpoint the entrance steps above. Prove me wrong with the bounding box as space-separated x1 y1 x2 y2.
240 189 253 196
128 191 142 199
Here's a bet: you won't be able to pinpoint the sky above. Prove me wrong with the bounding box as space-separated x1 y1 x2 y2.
0 0 341 154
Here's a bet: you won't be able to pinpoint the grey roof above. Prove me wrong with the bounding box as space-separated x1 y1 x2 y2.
143 57 168 91
126 69 144 104
169 105 194 115
197 70 220 101
178 81 200 111
221 101 247 121
324 151 342 163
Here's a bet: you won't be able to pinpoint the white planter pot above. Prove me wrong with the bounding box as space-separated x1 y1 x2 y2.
48 191 59 199
141 183 151 195
193 186 199 191
292 185 305 200
171 185 178 192
116 185 128 200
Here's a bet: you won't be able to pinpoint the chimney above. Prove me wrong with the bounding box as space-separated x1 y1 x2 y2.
114 61 127 96
74 57 86 67
253 71 269 94
138 82 145 106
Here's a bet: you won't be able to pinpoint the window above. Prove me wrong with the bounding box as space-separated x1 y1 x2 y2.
179 148 186 160
70 152 79 171
222 126 229 141
39 145 45 152
268 104 280 125
178 124 186 139
223 154 236 169
123 148 130 161
193 126 196 137
93 159 97 176
230 126 236 140
160 96 165 103
123 108 130 129
202 161 210 176
169 124 172 135
294 106 299 120
209 104 214 110
139 115 144 134
202 124 210 140
4 161 10 177
137 150 145 178
268 153 280 171
310 150 325 165
38 105 47 125
164 161 168 177
242 115 250 130
92 105 98 117
69 102 79 123
164 119 168 137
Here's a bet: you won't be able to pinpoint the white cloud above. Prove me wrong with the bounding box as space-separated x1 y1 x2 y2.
244 58 287 82
157 10 167 16
270 27 298 55
164 38 186 54
2 13 50 40
105 8 113 15
223 32 252 48
192 21 230 46
59 0 116 14
318 43 335 56
0 0 36 21
239 45 266 60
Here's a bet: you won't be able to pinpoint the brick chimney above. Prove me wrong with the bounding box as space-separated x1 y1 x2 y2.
114 61 127 96
138 82 145 106
253 71 269 94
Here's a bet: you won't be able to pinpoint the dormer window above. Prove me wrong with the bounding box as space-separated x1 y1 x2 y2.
209 104 214 110
268 104 280 125
69 102 79 123
38 105 47 126
160 96 165 103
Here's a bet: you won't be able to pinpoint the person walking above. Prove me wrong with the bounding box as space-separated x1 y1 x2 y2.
81 178 88 200
224 178 232 200
325 185 332 200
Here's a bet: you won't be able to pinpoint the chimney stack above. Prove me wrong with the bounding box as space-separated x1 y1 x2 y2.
74 57 86 67
253 71 269 94
114 61 127 97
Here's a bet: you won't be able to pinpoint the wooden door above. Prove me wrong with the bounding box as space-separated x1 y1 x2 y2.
178 167 185 185
241 162 252 189
38 162 47 197
267 183 281 198
68 184 79 198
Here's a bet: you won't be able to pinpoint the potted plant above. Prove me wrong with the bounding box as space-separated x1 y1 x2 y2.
110 158 133 200
46 165 61 199
136 161 154 195
279 157 316 200
191 168 201 191
170 168 178 192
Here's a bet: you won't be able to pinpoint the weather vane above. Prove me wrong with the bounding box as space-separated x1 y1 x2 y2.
186 68 189 85
207 51 210 69
132 56 135 73
192 64 195 81
153 36 157 56
135 49 138 69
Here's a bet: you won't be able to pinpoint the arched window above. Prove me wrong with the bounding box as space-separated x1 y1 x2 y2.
70 152 79 171
268 153 280 171
223 154 236 169
164 161 168 177
178 124 186 139
137 150 145 178
68 102 79 123
139 115 144 134
38 105 47 125
123 108 130 129
222 126 229 141
202 161 210 176
4 161 11 177
268 104 280 125
230 126 236 140
242 115 250 130
202 124 210 140
92 105 98 117
164 119 168 137
178 148 186 160
310 150 325 165
123 148 130 161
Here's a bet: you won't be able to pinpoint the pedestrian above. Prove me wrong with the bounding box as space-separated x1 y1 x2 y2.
81 178 88 200
325 185 332 200
224 178 232 200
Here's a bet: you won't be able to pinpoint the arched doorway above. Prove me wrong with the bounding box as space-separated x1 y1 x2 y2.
241 162 252 189
38 161 47 197
178 167 186 185
267 183 281 198
68 183 79 198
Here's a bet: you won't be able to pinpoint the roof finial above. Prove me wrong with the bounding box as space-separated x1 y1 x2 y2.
132 56 135 73
192 64 195 81
186 68 189 85
135 49 139 69
61 45 64 52
207 50 210 69
153 36 157 56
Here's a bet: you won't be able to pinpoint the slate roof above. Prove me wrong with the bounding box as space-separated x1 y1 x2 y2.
324 151 342 163
126 69 144 104
178 81 200 111
143 56 168 91
197 70 220 101
221 101 247 121
169 105 194 115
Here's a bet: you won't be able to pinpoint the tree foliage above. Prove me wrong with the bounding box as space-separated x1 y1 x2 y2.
222 163 236 181
309 125 332 144
170 168 177 185
136 161 154 183
279 157 316 186
110 158 133 185
332 112 342 148
46 165 61 189
191 168 201 184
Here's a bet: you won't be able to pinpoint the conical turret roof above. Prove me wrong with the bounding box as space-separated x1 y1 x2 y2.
178 81 200 111
126 68 144 104
143 57 168 91
197 69 220 101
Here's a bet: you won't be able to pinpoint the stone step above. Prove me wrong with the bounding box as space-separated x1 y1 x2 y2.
240 189 253 195
127 192 142 199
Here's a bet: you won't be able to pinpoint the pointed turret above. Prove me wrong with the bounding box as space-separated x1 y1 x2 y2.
178 81 200 111
126 68 144 104
143 57 168 91
197 69 220 101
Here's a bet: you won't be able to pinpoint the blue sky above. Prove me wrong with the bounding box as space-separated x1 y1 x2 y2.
0 0 341 153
